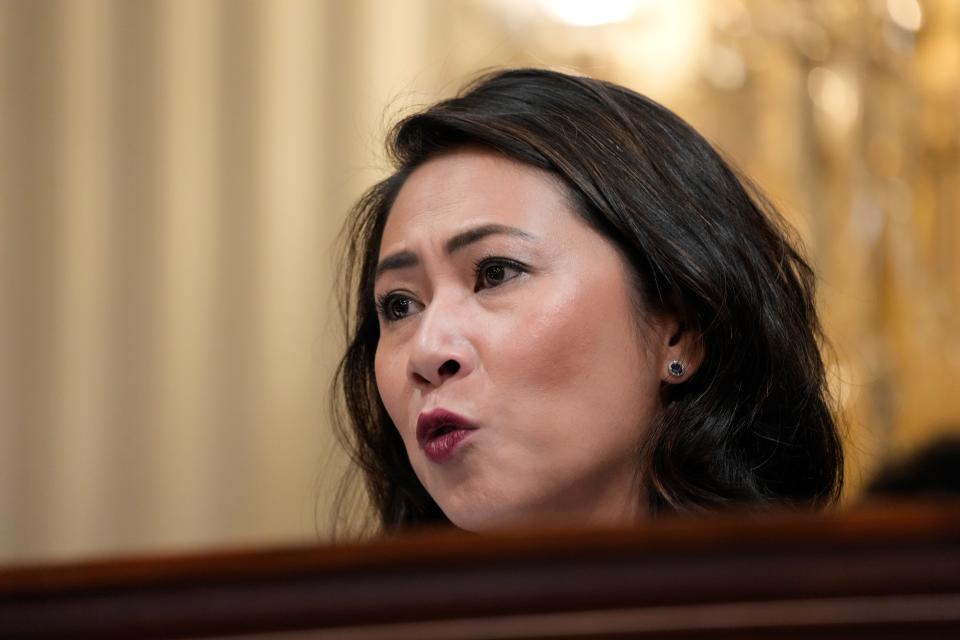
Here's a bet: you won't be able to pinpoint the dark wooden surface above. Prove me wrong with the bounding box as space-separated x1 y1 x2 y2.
2 500 960 639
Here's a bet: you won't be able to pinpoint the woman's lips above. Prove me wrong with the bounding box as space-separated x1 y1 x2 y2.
416 408 477 463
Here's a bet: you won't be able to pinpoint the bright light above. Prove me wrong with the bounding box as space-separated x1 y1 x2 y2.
887 0 923 32
702 44 746 90
539 0 643 27
808 67 859 129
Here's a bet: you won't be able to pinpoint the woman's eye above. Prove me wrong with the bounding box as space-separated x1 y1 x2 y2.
475 259 525 292
376 293 419 322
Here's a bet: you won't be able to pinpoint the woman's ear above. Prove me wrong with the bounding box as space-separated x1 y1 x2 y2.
659 318 704 383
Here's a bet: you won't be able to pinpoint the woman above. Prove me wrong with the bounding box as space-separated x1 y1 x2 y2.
335 68 843 531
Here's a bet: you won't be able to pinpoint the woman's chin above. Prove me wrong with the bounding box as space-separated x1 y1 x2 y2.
442 502 558 532
441 502 513 532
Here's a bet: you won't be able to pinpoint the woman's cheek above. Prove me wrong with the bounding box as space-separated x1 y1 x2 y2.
493 287 599 395
374 345 406 427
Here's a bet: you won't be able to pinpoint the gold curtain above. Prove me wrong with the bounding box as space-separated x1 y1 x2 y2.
0 0 451 563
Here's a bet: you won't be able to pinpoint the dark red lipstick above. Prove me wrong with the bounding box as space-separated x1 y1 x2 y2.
416 409 477 463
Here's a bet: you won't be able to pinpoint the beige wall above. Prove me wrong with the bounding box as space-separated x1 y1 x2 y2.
2 0 959 564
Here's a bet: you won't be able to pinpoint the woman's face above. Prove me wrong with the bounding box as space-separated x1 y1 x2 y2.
373 147 675 530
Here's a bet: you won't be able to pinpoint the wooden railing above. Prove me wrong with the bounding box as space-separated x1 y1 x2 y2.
2 501 960 639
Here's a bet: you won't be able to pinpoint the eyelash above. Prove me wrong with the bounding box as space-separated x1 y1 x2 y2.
375 255 528 323
472 254 528 292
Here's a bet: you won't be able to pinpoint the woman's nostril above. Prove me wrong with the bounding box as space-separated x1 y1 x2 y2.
439 360 460 377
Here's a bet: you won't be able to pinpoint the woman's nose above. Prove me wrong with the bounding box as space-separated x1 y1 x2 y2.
407 300 475 388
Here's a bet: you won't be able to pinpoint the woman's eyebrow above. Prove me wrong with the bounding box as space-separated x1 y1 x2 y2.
444 223 537 254
375 250 418 280
375 224 536 281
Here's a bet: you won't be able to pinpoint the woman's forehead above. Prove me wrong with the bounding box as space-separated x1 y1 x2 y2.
379 148 574 256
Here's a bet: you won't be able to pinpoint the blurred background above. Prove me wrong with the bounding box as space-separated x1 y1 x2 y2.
1 0 958 565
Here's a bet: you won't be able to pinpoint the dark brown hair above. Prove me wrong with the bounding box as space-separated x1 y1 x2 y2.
334 68 843 529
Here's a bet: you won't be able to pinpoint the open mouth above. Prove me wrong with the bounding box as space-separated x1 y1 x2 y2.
416 409 478 461
430 424 458 439
416 409 476 446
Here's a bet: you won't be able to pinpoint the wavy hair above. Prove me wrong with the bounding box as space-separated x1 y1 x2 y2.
334 68 843 529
